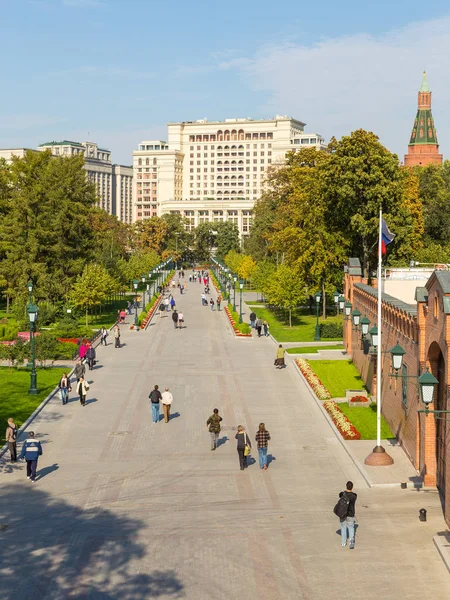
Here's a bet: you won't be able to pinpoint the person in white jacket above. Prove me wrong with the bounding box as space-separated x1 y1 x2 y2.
161 387 173 423
77 376 90 407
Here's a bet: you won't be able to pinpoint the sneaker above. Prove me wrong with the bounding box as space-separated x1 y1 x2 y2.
349 541 355 550
27 476 31 479
341 542 346 547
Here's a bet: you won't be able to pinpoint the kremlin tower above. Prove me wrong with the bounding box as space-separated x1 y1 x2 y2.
404 72 442 166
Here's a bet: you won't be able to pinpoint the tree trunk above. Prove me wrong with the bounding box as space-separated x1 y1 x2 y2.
6 295 10 314
289 308 292 328
85 308 88 329
322 281 326 320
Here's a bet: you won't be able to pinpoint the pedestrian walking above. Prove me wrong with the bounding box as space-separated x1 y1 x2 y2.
6 418 18 462
249 311 256 329
235 425 251 470
206 408 222 450
161 387 173 423
58 373 72 405
159 301 165 318
255 317 263 337
170 297 176 310
164 297 170 312
85 344 96 370
172 309 179 329
334 481 357 549
275 344 285 369
178 311 184 329
74 359 85 382
149 385 162 423
127 300 132 314
19 431 42 482
209 298 215 311
100 326 108 346
255 423 271 470
263 320 269 337
114 324 121 348
201 293 207 306
217 295 222 311
120 309 127 323
79 340 87 361
77 376 89 406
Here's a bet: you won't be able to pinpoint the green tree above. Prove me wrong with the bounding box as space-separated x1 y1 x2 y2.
224 250 243 274
266 264 305 328
131 217 168 255
215 221 240 259
251 260 276 300
238 255 257 282
194 223 215 261
70 264 117 328
416 160 450 244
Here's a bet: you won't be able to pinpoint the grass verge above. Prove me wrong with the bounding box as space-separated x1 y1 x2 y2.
339 403 394 440
306 360 366 397
286 345 345 354
245 304 342 342
0 367 67 445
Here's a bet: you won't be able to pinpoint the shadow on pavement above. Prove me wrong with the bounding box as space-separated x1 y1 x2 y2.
85 398 98 406
168 412 181 420
267 454 276 466
0 483 184 599
36 462 59 480
217 436 228 447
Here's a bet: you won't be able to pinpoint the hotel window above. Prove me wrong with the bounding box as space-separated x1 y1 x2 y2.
197 146 201 150
261 159 264 163
268 159 272 164
253 159 257 164
190 168 194 173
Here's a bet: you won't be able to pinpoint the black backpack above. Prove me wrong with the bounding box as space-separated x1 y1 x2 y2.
333 492 350 519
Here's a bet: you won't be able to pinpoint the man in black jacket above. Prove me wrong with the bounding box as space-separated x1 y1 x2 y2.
249 311 256 329
172 309 179 329
149 385 162 424
338 481 357 549
85 345 96 370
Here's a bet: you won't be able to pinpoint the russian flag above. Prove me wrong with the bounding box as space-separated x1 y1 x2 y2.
381 218 395 254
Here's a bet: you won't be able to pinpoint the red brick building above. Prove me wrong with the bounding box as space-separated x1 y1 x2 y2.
344 258 450 526
404 72 443 166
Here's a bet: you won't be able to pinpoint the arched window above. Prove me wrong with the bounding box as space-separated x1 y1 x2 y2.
138 158 142 166
217 190 222 195
434 296 438 319
238 175 244 179
224 145 229 150
224 160 229 165
238 130 244 140
224 130 230 141
217 145 223 150
231 175 236 180
146 158 149 165
238 160 244 165
224 175 229 180
217 175 222 180
231 129 237 140
238 145 244 149
231 145 237 150
203 135 209 141
231 160 236 165
217 130 223 141
217 161 222 165
231 190 237 194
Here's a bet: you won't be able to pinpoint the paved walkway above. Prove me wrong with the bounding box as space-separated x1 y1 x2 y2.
1 279 450 599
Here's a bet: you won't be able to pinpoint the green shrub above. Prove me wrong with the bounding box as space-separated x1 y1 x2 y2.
54 315 80 337
0 324 20 341
36 301 60 326
319 322 343 339
227 304 251 334
55 342 77 360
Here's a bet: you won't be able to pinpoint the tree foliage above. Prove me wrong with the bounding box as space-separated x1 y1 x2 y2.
70 264 117 327
215 221 240 259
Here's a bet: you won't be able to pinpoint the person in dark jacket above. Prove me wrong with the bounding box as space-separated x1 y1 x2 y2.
172 309 179 329
85 345 96 370
249 311 256 329
58 373 72 405
338 481 358 549
235 425 251 470
149 385 162 423
74 360 85 382
19 431 43 482
255 318 263 337
206 408 223 450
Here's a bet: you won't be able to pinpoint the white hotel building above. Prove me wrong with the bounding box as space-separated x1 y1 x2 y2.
132 115 325 235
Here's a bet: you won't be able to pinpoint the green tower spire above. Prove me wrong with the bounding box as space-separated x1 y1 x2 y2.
408 72 437 147
420 71 430 93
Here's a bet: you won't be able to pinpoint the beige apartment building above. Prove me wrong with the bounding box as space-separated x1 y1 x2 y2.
112 164 133 224
132 115 325 235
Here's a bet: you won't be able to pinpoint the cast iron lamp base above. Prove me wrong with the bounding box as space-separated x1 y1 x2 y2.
364 445 394 466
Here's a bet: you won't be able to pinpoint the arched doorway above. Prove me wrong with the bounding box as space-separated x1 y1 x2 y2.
428 342 447 507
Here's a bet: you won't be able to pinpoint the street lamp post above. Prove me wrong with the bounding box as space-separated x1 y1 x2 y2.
239 279 244 323
175 232 180 270
141 274 146 311
314 292 321 341
27 302 39 395
334 291 339 315
233 275 237 311
132 279 139 330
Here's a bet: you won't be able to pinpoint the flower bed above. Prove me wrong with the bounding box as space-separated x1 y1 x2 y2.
295 359 332 400
57 337 79 344
139 294 162 329
323 401 361 440
224 305 252 337
349 395 370 408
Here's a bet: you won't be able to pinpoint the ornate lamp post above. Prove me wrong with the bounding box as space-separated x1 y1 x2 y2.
239 279 244 323
141 274 146 311
344 301 352 319
27 280 33 303
27 302 39 395
132 279 139 330
338 295 345 312
334 291 339 315
360 316 370 337
314 292 321 341
233 275 237 311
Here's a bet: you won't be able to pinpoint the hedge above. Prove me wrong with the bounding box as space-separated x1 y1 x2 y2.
319 322 343 339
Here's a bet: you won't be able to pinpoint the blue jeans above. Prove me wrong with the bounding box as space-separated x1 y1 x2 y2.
250 320 255 329
60 387 69 404
258 447 268 468
340 517 355 545
151 403 160 423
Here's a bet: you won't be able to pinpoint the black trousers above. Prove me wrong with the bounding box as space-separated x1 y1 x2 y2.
115 337 120 348
26 459 38 481
237 448 247 470
79 394 86 405
8 442 17 462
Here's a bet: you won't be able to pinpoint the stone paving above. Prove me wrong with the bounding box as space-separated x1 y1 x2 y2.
1 277 450 599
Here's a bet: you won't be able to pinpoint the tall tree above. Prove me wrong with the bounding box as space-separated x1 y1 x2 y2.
215 221 240 259
194 223 215 261
416 160 450 244
70 263 117 328
266 264 304 328
131 217 168 255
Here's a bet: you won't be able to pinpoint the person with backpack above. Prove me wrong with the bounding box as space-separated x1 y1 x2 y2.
19 431 42 482
149 385 162 424
249 311 256 329
334 480 357 549
172 309 179 329
206 408 222 451
5 418 18 462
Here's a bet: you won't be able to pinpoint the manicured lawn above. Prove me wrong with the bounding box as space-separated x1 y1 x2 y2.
286 345 345 354
306 360 366 397
245 304 343 342
0 367 67 445
339 403 394 440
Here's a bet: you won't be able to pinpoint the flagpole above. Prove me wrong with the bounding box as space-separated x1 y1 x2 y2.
365 208 393 466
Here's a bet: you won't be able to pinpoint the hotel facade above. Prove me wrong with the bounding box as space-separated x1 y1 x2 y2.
132 116 325 235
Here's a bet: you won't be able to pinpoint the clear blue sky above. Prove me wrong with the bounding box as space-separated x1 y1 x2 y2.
2 0 450 163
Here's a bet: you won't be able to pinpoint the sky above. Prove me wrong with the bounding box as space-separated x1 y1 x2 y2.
1 0 450 164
